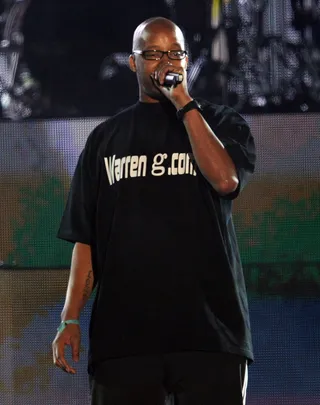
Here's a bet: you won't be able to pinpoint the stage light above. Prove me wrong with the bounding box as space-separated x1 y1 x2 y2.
0 0 41 120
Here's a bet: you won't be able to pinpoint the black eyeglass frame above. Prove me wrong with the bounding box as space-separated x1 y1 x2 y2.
132 50 188 60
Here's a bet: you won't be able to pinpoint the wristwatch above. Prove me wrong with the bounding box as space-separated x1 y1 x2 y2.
176 99 202 120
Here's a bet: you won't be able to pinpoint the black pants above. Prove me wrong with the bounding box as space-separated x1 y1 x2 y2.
90 352 248 405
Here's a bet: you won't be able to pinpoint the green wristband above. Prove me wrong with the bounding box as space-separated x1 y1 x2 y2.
57 319 79 333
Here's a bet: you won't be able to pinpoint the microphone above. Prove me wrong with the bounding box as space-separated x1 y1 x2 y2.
164 72 183 87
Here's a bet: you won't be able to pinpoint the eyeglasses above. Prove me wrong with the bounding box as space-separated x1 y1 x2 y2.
133 50 187 61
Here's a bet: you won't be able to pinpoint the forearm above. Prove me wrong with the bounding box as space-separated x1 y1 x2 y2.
61 242 94 321
184 109 238 194
173 97 238 195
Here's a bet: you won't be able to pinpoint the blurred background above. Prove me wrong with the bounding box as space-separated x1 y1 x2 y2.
0 1 320 404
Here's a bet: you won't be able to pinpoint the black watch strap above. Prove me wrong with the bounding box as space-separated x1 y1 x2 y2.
176 99 202 120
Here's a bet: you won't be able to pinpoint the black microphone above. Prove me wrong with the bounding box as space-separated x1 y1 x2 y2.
164 72 183 87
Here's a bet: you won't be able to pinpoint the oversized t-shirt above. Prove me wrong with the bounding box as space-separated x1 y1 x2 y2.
57 99 256 376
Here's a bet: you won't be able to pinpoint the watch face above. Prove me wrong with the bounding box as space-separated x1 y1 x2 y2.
194 100 203 110
190 100 201 110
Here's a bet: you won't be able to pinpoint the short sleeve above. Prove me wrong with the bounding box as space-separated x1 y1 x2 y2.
203 105 256 200
57 123 105 244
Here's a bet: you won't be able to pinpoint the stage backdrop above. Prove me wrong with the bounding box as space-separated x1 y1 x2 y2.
0 112 319 405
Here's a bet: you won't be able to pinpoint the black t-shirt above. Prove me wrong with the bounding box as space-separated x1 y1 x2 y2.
57 99 256 375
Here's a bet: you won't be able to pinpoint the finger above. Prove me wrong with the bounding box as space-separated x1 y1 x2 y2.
71 336 80 362
56 359 68 372
158 64 184 86
158 63 174 85
153 62 171 85
150 74 162 91
54 342 72 373
55 354 76 374
153 70 158 83
52 341 61 365
60 362 76 375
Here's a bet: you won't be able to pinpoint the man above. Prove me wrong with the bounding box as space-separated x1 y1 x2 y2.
52 16 256 405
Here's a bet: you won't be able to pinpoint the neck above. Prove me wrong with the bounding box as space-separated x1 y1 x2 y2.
139 90 167 104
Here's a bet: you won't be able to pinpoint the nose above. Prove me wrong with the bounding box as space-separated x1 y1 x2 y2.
160 51 175 64
162 51 170 61
155 53 172 69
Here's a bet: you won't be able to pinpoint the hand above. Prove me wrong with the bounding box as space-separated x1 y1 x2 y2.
52 323 80 374
151 61 192 109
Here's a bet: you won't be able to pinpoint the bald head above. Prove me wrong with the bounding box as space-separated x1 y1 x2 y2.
129 17 188 103
132 17 185 51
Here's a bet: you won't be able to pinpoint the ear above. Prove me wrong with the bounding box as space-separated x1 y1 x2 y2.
129 54 136 72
